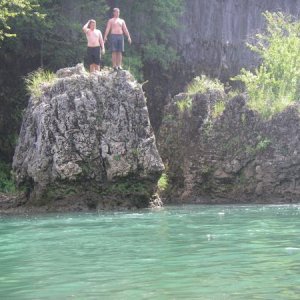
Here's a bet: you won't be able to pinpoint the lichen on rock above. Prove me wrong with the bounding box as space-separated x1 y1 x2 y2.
12 64 164 211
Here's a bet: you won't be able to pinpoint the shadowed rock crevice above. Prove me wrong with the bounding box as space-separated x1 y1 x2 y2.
12 64 164 212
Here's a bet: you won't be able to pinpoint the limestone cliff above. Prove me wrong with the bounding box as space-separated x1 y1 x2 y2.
158 92 300 203
177 0 300 80
12 64 164 211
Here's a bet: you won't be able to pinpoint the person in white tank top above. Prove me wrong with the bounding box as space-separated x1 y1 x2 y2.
82 19 105 73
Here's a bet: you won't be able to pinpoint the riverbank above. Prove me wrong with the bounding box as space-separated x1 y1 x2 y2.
1 191 299 215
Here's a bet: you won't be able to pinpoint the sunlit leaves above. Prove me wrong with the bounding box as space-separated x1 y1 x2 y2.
0 0 43 44
232 12 300 118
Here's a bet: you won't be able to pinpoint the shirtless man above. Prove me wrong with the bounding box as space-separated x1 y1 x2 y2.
82 19 105 73
104 8 131 70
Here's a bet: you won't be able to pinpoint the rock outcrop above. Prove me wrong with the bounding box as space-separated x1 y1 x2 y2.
158 91 300 204
12 64 164 211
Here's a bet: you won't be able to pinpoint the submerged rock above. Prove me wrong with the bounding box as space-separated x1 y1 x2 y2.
12 64 164 211
158 91 300 204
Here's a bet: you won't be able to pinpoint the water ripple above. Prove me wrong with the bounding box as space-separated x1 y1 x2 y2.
0 204 300 299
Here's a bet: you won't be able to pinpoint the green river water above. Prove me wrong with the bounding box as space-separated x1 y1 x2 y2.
0 204 300 299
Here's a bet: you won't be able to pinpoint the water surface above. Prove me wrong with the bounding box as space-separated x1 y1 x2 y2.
1 204 300 299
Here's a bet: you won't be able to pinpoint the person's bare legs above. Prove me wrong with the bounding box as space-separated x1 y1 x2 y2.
90 64 100 73
116 52 122 69
89 64 94 73
112 52 117 68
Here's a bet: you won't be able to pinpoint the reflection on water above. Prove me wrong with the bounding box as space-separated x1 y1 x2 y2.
0 204 300 299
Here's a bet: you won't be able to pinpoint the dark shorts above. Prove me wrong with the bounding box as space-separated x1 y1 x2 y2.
110 34 124 52
87 46 100 65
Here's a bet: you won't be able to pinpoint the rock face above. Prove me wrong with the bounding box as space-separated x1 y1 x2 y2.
12 64 164 211
176 0 300 81
158 92 300 203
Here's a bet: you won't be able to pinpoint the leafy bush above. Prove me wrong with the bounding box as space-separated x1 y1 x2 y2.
25 68 56 98
232 12 300 119
177 75 225 112
186 75 225 94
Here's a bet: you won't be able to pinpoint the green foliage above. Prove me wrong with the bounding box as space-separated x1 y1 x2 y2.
256 138 272 152
158 172 168 191
177 75 225 113
0 160 16 194
0 0 110 159
0 0 182 161
123 51 144 81
25 68 56 98
0 0 43 44
187 75 225 94
232 12 300 119
176 97 192 112
142 44 179 71
227 89 240 100
117 0 184 74
212 101 226 118
31 0 109 70
245 137 272 155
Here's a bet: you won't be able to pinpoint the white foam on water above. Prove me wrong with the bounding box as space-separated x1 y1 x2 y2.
285 247 300 254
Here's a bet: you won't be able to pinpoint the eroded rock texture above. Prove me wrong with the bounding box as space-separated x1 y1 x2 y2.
158 92 300 204
13 64 164 211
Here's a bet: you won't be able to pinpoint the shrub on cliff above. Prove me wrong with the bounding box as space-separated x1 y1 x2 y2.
25 68 57 98
233 12 300 118
177 75 226 116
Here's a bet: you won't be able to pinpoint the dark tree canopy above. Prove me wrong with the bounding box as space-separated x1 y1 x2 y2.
0 0 183 165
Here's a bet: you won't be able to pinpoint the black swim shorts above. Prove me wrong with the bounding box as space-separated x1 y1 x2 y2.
87 46 101 65
110 34 124 52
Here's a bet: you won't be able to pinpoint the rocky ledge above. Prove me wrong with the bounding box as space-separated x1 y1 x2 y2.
158 91 300 204
8 64 164 213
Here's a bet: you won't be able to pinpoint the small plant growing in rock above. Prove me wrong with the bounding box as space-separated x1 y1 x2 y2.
256 138 272 152
25 68 57 98
177 75 225 113
158 172 168 191
113 154 121 161
187 75 224 94
131 148 140 158
176 97 192 112
212 101 226 118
